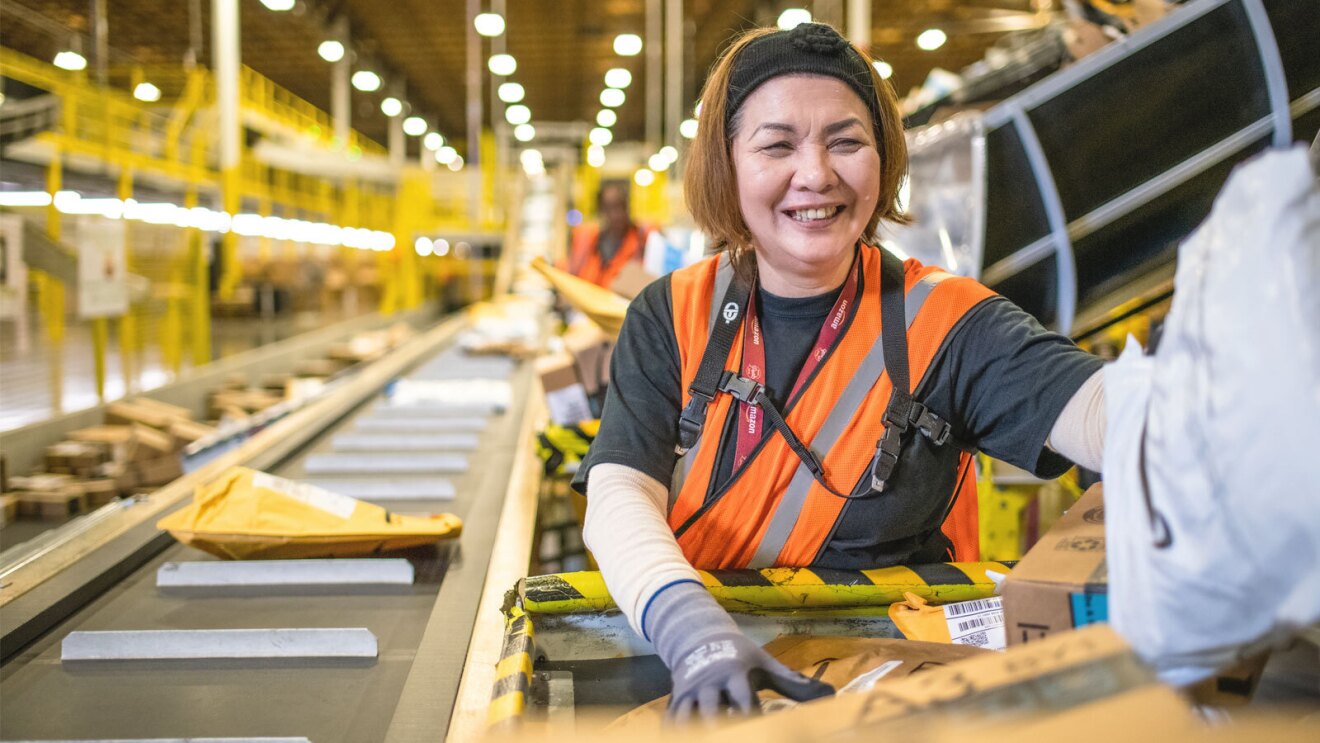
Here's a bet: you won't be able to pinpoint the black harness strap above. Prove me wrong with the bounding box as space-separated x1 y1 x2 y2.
675 271 751 454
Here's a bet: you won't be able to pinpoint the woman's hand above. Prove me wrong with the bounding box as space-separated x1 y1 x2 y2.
646 581 834 722
667 631 835 721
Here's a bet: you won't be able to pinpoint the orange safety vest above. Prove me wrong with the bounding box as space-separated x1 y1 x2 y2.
566 223 647 288
667 245 995 570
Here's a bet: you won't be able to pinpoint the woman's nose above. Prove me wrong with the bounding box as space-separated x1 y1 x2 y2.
792 146 838 191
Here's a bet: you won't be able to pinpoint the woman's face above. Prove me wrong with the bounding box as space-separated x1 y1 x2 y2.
731 75 880 292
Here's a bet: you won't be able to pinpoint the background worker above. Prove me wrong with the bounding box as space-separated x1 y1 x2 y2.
565 180 650 288
575 23 1107 720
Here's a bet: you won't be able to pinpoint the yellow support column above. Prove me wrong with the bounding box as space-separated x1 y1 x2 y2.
481 129 498 230
43 113 67 413
188 140 212 366
117 166 137 394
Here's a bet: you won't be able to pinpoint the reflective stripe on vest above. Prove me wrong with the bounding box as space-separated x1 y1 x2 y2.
666 245 996 569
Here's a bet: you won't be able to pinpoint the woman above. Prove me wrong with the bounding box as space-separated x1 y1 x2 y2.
576 23 1106 720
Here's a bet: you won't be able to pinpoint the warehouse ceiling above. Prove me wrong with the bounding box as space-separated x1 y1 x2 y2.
1 0 1054 156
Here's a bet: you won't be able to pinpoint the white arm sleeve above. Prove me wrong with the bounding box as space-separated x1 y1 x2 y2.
1046 368 1106 472
581 463 702 638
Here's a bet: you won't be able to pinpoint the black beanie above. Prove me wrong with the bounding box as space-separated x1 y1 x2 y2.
725 23 882 130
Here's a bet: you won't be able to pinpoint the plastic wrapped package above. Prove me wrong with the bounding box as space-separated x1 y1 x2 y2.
1104 146 1320 685
880 112 986 278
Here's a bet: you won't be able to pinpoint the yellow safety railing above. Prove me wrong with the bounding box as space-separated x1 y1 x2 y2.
240 66 386 157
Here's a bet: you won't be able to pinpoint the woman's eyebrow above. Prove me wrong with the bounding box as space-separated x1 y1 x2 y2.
751 122 796 137
823 117 864 135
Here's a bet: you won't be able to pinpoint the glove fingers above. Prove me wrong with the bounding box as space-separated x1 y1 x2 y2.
725 672 758 714
697 685 724 720
668 694 697 724
752 659 836 703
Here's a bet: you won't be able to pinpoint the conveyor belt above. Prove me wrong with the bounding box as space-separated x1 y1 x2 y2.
0 323 539 742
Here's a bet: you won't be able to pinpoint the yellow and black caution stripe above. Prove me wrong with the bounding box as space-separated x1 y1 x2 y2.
520 561 1015 615
535 420 600 477
486 604 537 727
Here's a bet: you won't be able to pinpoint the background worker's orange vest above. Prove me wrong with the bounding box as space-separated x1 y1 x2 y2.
667 247 994 570
566 223 646 288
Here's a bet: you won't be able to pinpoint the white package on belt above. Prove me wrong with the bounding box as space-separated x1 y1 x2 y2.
1103 146 1320 685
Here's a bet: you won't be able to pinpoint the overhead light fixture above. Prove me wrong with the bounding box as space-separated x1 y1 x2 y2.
648 153 670 172
414 236 433 257
776 8 811 30
916 28 947 51
423 132 444 150
596 109 617 128
505 104 531 126
679 118 698 139
260 0 295 11
380 97 403 117
403 116 428 136
318 40 345 63
658 145 678 163
488 54 517 76
604 68 632 89
633 168 655 187
433 238 450 256
586 144 606 168
474 12 505 37
436 146 458 165
351 70 382 92
513 123 536 142
600 88 625 108
613 34 643 56
588 127 613 146
448 155 464 172
874 60 894 79
132 82 162 102
53 50 87 71
498 82 525 103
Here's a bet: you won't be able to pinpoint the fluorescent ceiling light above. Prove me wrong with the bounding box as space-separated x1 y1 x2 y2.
260 0 295 11
318 40 345 62
488 54 517 76
679 118 698 139
505 104 531 126
600 88 625 108
474 13 505 37
53 50 87 71
380 97 403 117
916 28 947 51
498 82 525 103
633 168 654 186
351 70 382 92
403 116 428 136
604 68 632 89
613 34 642 56
777 9 811 30
423 132 444 150
588 127 613 146
586 145 606 168
513 124 536 142
596 109 617 127
874 60 893 79
133 82 161 102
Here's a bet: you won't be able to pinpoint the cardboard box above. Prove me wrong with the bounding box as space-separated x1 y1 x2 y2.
9 473 76 493
168 418 218 443
562 321 614 396
715 625 1193 742
45 440 108 471
608 260 657 300
131 423 177 457
16 487 88 520
105 400 176 429
134 454 184 487
536 352 594 425
128 397 193 421
79 478 121 507
0 494 18 527
1002 483 1108 646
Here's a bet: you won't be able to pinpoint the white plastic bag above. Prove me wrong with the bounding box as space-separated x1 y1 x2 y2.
1105 146 1320 685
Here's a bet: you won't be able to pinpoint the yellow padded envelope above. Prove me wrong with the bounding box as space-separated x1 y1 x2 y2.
157 467 462 560
529 257 629 338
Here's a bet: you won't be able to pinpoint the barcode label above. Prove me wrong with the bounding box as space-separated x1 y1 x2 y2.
943 597 1002 618
956 612 1004 633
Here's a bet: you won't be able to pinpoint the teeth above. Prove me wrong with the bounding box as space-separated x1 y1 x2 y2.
790 207 836 221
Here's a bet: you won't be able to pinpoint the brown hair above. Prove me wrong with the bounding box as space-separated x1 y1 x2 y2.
683 28 910 278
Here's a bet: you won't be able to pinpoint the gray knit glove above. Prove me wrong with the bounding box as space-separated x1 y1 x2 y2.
644 580 834 721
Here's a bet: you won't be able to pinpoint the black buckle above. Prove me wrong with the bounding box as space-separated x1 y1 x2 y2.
718 372 764 405
911 405 952 446
675 390 713 455
870 425 904 492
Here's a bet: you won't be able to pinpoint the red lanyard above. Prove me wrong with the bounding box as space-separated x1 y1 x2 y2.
732 251 862 470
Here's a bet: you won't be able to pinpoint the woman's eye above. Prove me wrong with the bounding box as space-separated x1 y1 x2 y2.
759 142 792 153
829 139 864 151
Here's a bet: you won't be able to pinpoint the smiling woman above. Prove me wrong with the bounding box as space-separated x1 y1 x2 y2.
576 21 1107 724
